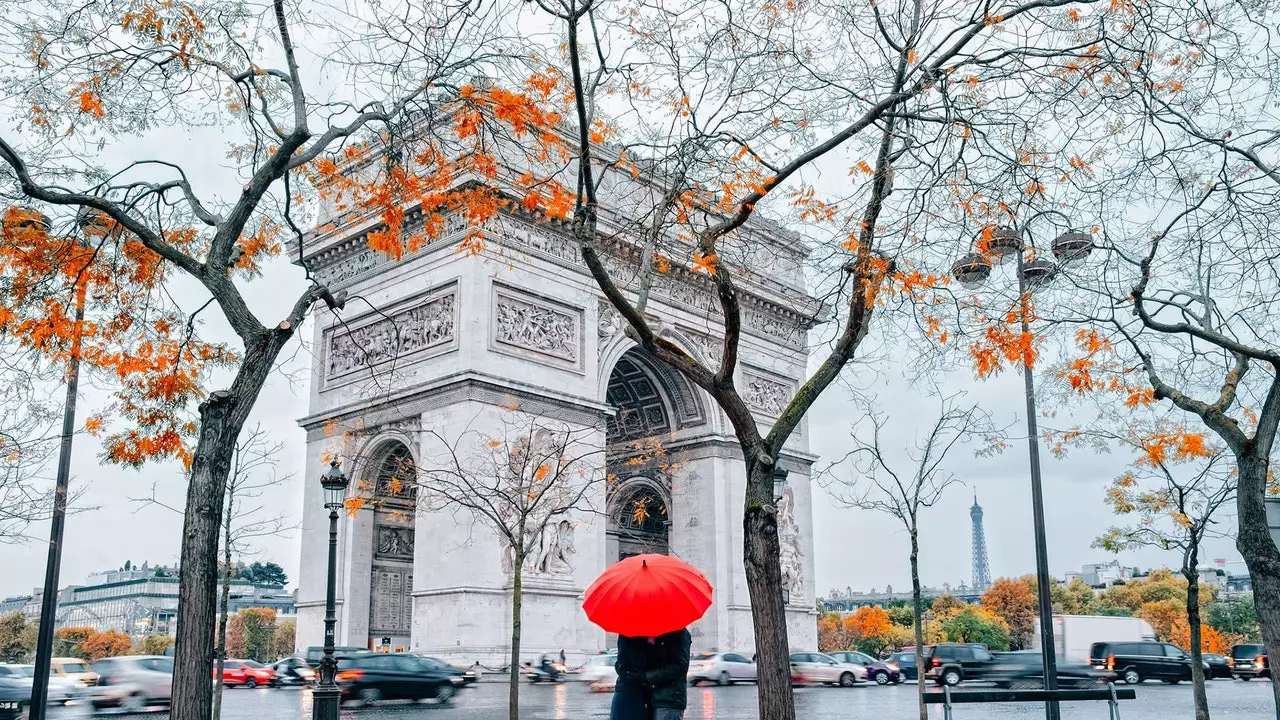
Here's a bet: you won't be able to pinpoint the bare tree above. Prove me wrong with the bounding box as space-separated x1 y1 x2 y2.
0 355 60 541
414 411 602 720
508 0 1112 712
824 395 993 720
132 424 292 720
1094 426 1234 720
0 1 551 716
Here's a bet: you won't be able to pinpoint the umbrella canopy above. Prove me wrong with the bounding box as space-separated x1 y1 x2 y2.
582 554 713 637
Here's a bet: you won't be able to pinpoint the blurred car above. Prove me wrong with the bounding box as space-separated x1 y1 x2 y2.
304 646 371 668
688 652 756 686
788 652 864 687
89 656 173 712
1230 643 1270 680
580 653 617 693
218 659 277 688
1202 653 1233 680
923 643 1000 686
1089 641 1194 684
889 651 919 681
412 655 478 685
988 651 1116 689
270 657 316 686
50 657 99 688
335 653 459 705
0 671 27 720
829 651 902 685
0 665 78 705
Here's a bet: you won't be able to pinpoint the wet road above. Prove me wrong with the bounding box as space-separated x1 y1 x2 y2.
47 677 1278 719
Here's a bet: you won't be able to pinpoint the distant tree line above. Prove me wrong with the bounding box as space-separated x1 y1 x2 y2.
818 569 1258 658
0 607 295 663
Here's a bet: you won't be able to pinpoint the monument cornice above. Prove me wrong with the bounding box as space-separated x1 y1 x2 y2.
299 203 820 350
298 371 612 438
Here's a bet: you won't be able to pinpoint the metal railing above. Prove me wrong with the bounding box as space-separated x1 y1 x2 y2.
923 683 1136 720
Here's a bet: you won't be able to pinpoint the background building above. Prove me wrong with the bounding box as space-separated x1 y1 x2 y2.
50 565 293 637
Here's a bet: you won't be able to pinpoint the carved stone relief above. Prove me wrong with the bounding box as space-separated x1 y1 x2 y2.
315 250 380 287
500 519 576 577
777 484 804 602
494 289 581 365
597 301 623 359
493 217 805 349
375 526 414 560
743 371 793 416
325 290 456 382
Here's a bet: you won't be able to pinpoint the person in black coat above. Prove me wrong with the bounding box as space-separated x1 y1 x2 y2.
611 629 692 720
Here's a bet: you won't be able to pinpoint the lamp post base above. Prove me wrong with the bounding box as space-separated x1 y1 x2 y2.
312 685 341 720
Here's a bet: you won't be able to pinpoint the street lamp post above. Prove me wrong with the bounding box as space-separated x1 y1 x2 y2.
313 461 350 720
952 215 1093 720
30 227 89 720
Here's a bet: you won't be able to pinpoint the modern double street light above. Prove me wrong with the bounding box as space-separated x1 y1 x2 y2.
313 460 351 720
951 213 1094 720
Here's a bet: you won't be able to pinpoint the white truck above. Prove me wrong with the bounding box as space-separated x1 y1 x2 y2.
1032 615 1156 665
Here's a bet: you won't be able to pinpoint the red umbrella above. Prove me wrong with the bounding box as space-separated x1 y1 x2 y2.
582 554 713 637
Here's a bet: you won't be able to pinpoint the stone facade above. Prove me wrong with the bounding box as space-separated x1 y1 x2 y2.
295 157 820 663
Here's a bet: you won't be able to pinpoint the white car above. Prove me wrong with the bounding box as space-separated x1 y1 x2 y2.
88 656 173 712
789 652 866 687
688 652 756 686
0 664 78 705
580 653 617 692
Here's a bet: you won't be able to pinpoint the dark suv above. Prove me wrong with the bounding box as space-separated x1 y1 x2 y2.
923 643 999 686
335 653 461 705
1089 641 1193 684
1230 643 1270 680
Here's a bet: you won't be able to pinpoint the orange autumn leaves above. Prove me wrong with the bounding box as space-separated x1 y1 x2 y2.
308 79 570 262
0 207 235 469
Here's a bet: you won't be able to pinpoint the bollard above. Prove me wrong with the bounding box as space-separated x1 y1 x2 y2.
942 684 953 720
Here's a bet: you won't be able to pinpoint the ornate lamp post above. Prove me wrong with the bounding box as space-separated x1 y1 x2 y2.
313 460 350 720
952 213 1093 720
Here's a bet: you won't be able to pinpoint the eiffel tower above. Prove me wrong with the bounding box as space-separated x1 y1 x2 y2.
971 493 992 592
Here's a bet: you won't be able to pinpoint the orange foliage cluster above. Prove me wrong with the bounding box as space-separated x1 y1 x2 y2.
1169 620 1232 656
1056 328 1156 406
0 207 235 469
1136 428 1212 467
968 300 1038 377
309 81 568 261
121 0 211 69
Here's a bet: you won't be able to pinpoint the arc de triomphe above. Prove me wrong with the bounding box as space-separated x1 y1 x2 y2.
294 156 819 663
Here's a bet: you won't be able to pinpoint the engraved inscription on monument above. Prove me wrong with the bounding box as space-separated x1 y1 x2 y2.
370 568 412 634
325 287 457 384
492 286 582 368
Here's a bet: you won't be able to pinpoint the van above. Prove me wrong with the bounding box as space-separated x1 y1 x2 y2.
1088 641 1193 684
1230 643 1270 680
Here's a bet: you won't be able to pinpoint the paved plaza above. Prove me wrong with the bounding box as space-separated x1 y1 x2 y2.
40 679 1279 719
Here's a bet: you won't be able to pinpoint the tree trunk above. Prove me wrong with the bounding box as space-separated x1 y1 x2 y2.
744 461 794 720
212 500 234 720
508 560 524 720
170 338 283 720
911 529 926 720
1184 552 1210 720
1235 453 1280 719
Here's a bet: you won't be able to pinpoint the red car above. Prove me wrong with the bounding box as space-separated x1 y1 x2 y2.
218 660 278 688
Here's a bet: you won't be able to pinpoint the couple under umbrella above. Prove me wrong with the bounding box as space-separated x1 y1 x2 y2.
583 554 712 720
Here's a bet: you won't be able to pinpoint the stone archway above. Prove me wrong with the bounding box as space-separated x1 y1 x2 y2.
367 443 416 652
604 348 681 564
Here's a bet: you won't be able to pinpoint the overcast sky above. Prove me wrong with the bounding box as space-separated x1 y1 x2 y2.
0 247 1243 601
